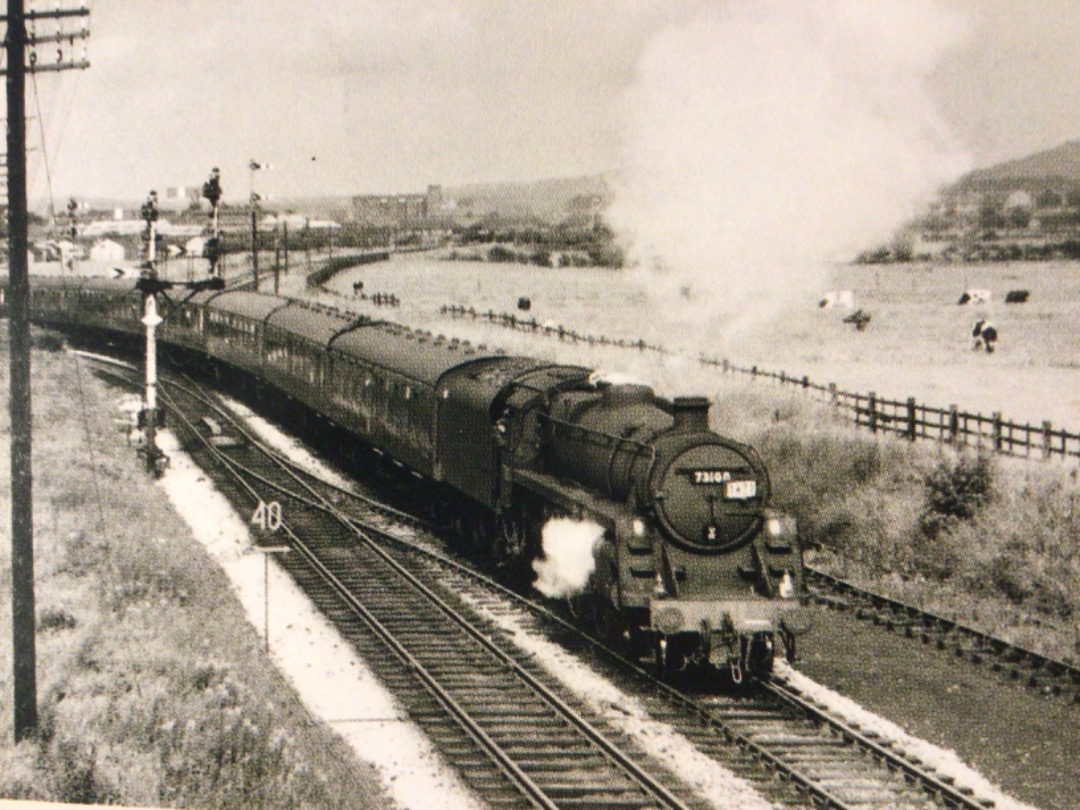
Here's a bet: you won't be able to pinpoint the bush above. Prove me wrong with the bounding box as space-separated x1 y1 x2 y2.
920 453 994 539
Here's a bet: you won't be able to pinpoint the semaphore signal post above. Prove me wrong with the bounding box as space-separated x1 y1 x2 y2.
134 180 225 476
4 0 89 743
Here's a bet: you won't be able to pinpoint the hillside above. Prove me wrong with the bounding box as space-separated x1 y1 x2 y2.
953 139 1080 192
444 174 612 223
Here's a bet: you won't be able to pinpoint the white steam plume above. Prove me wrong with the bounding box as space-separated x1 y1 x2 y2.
532 518 606 599
609 0 970 341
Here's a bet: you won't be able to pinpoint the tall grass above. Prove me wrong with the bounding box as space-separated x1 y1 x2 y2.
721 387 1080 661
0 346 386 808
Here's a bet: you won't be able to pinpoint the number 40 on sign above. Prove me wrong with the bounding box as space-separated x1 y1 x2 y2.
251 500 283 532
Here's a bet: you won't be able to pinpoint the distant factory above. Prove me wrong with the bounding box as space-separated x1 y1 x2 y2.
351 185 448 227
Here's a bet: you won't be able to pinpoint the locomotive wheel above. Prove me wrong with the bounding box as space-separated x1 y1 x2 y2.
592 583 628 654
747 634 775 680
497 511 528 562
653 636 685 681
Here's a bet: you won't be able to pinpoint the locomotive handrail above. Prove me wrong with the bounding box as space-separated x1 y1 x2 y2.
540 411 655 456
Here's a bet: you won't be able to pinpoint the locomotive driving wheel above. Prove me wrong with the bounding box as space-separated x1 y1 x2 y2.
591 581 627 653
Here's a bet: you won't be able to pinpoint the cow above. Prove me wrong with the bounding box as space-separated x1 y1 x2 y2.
972 319 998 353
958 288 992 305
819 289 855 309
1005 289 1030 304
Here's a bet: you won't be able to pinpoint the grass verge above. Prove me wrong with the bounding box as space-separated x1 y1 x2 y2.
0 344 387 808
713 385 1080 662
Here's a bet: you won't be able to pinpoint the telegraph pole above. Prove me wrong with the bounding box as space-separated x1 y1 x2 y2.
273 220 281 295
280 220 289 278
4 0 90 743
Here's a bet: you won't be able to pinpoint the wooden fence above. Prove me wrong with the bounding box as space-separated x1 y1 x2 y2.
441 304 1080 464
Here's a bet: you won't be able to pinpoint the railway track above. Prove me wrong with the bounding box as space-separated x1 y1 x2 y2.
804 567 1080 702
84 355 1015 810
430 563 1000 810
147 368 703 810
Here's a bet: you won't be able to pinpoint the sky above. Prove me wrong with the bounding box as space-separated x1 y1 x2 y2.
15 0 1080 206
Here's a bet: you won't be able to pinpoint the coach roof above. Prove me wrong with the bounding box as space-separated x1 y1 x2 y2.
264 300 360 346
331 323 505 386
205 290 289 321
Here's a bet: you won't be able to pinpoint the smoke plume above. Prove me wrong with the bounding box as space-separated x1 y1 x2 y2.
532 518 606 599
609 0 969 339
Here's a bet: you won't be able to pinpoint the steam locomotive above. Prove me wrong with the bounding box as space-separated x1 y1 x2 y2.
15 275 809 681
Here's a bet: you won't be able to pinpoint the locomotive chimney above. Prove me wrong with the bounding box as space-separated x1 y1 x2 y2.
671 396 710 431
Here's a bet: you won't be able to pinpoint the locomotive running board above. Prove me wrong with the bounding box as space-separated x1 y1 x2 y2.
508 467 627 526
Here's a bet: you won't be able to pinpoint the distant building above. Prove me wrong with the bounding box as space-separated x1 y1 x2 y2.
163 186 201 210
90 239 125 263
82 219 145 237
1006 190 1033 209
351 184 444 227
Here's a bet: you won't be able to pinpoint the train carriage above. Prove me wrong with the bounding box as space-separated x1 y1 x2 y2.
332 326 503 479
9 273 809 682
204 291 293 375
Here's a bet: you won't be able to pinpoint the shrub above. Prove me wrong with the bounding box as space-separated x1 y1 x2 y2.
50 739 119 805
919 453 994 539
38 607 77 632
31 331 66 352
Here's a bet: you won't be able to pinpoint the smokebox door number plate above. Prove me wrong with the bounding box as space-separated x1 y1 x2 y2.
724 480 757 500
687 469 757 499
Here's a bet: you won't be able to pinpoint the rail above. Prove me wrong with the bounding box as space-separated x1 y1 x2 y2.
440 304 1080 464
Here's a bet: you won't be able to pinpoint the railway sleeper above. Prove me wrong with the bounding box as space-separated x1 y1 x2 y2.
481 798 537 809
481 722 583 738
514 755 614 770
498 747 596 760
753 736 852 748
551 795 664 809
462 704 560 718
700 709 790 722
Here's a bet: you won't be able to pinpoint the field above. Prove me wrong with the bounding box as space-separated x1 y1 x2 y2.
323 254 1080 431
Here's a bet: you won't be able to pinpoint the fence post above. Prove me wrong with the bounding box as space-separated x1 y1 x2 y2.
992 412 1003 452
751 365 758 379
868 391 878 433
1042 420 1052 459
802 375 809 388
780 370 787 385
948 405 959 445
906 397 917 441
